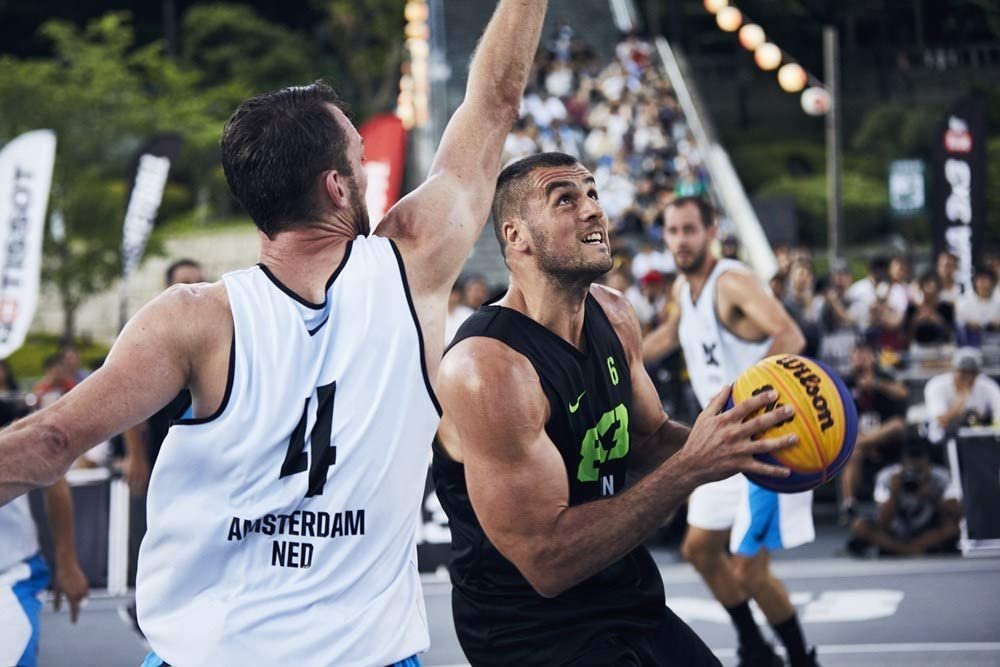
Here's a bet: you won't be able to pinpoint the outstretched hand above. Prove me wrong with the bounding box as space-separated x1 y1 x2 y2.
677 385 797 486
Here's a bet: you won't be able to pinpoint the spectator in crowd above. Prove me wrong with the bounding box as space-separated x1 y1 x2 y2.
956 267 1000 341
59 344 89 384
446 280 474 344
32 354 75 409
935 250 962 304
783 259 823 356
626 270 671 333
769 272 786 302
905 271 955 345
629 240 675 281
839 342 909 519
924 347 1000 443
0 359 25 425
888 256 919 306
461 274 491 310
849 436 960 556
720 234 740 260
847 256 906 330
867 280 907 353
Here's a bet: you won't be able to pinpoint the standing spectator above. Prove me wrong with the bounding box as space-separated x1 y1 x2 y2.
783 260 822 357
849 437 960 556
924 347 1000 443
816 263 858 375
956 268 1000 341
446 281 474 344
626 270 669 333
630 240 675 281
847 256 906 330
905 271 955 345
839 342 909 518
32 355 75 409
935 250 962 305
59 344 89 384
462 274 491 310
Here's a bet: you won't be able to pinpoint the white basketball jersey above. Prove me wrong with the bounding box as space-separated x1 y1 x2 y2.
678 258 771 408
136 235 441 667
0 496 39 573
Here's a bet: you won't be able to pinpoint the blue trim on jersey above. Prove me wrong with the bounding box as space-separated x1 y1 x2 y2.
390 656 421 667
736 483 783 556
141 652 166 667
11 554 51 667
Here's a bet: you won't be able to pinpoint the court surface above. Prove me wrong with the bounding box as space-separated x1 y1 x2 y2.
38 551 1000 666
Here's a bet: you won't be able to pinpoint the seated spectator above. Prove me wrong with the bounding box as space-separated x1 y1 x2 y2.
815 263 858 375
848 256 906 330
849 436 961 556
867 280 907 353
839 342 909 518
626 270 669 333
956 267 1000 342
935 250 962 305
720 234 739 260
905 271 955 345
924 347 1000 442
888 256 919 307
32 353 75 409
629 241 675 282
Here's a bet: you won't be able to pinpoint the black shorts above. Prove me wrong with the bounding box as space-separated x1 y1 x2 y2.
563 606 721 667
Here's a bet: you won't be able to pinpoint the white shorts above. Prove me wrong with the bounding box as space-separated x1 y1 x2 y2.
687 474 815 556
0 554 50 667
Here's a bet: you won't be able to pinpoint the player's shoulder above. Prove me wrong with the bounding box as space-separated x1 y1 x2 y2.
159 281 230 316
590 284 643 357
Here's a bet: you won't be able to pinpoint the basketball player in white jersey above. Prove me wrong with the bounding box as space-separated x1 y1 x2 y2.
0 2 547 665
0 477 88 667
644 197 818 667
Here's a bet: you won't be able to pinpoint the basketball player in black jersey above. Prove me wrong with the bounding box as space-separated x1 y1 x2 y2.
433 152 801 666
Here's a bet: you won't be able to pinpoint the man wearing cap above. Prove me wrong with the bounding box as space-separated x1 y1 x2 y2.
924 347 1000 443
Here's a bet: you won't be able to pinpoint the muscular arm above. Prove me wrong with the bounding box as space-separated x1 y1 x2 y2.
438 337 796 598
377 0 547 297
718 270 805 356
0 285 224 506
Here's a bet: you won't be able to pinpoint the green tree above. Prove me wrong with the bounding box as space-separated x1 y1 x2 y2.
0 13 231 340
312 0 406 118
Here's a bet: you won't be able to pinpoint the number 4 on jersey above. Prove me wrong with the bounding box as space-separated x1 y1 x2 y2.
280 381 337 498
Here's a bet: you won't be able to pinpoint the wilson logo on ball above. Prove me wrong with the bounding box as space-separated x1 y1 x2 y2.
773 355 835 432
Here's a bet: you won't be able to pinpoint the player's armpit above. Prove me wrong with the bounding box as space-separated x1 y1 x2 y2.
717 269 805 355
0 283 226 506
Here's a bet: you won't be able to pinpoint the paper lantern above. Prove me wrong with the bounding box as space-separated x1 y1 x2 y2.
739 24 765 51
778 63 808 93
801 87 831 116
754 42 782 71
716 7 743 32
703 0 728 14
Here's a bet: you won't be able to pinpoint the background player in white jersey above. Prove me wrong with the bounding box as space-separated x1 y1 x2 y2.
0 1 547 664
0 477 88 667
644 197 818 667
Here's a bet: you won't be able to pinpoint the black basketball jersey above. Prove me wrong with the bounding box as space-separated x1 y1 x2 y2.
432 292 666 666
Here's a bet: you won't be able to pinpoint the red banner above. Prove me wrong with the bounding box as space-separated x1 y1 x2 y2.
359 114 407 226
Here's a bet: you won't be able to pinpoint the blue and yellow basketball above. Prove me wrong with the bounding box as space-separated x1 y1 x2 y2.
727 354 858 493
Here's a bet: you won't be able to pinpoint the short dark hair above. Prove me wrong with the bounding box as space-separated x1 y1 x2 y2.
221 81 353 237
166 258 201 286
43 354 63 371
919 270 941 289
665 196 714 227
491 152 581 259
973 266 997 283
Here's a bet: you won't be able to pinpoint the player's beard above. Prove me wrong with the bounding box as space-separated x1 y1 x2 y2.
348 177 370 236
676 244 708 275
532 226 613 291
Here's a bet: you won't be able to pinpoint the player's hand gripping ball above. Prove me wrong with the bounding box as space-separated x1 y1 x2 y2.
727 354 858 492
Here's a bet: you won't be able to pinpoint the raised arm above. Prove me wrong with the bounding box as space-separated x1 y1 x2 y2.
0 284 226 506
438 336 797 598
377 0 547 295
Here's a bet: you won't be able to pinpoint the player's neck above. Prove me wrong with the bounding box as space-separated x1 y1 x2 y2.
683 255 717 302
259 223 355 304
502 275 590 351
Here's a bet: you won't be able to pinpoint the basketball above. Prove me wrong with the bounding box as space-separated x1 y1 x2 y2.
727 354 858 493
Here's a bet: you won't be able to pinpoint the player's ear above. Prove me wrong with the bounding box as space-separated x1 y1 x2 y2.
503 218 529 255
322 170 348 210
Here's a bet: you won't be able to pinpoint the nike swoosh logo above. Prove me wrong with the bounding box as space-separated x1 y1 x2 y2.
569 391 586 413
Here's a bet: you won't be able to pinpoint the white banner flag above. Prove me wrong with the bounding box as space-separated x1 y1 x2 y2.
0 130 56 358
121 152 171 280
